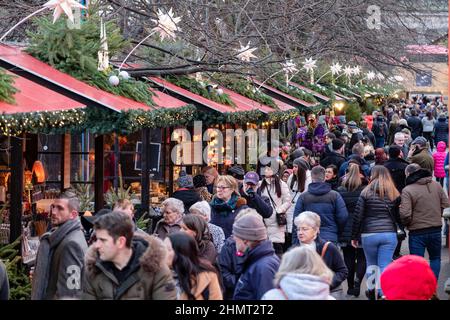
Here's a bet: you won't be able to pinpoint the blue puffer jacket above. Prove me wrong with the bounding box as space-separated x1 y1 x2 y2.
292 182 348 244
434 117 448 145
233 240 280 300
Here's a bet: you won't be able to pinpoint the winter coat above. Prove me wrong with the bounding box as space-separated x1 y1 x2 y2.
434 117 448 145
339 155 371 178
372 119 387 139
233 240 280 300
387 123 398 145
210 194 248 239
315 237 348 290
31 218 88 300
0 260 8 300
83 235 177 300
262 274 335 300
351 191 400 239
422 117 436 133
337 183 367 243
400 169 450 233
218 237 245 300
362 128 376 147
199 240 218 265
172 188 201 213
407 116 423 139
153 217 182 240
384 157 409 192
326 177 339 191
320 151 346 170
408 148 434 173
286 172 311 233
433 141 447 178
238 187 273 219
258 179 292 244
178 271 223 300
292 182 348 244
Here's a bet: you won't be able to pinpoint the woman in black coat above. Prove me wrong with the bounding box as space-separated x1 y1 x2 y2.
337 163 368 297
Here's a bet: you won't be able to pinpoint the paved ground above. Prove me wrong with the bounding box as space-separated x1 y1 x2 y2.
342 232 450 300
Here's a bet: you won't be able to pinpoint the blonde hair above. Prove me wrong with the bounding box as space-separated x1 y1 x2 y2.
363 165 400 201
342 164 363 192
274 246 333 286
216 175 239 195
391 114 400 125
114 199 133 211
202 166 218 178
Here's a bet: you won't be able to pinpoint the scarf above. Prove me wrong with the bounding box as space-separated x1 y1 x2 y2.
31 218 82 300
210 193 238 216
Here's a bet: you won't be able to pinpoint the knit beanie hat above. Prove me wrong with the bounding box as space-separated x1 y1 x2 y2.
189 200 211 218
293 157 310 171
232 214 267 241
411 136 427 147
177 171 194 188
331 139 344 151
380 255 437 300
227 165 245 180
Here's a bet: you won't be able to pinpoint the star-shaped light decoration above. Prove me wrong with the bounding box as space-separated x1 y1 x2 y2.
343 66 354 78
235 42 258 62
281 59 298 74
303 57 317 73
376 72 385 81
43 0 86 23
352 66 361 76
393 75 404 82
151 8 182 41
330 63 342 76
366 71 376 80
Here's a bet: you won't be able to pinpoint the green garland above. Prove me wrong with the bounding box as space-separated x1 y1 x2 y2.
300 82 336 101
0 68 19 104
269 80 318 104
268 109 300 122
26 14 154 106
165 75 236 107
212 76 278 109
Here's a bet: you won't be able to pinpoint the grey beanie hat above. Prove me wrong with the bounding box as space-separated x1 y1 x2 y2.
293 157 310 170
232 214 267 241
177 171 194 188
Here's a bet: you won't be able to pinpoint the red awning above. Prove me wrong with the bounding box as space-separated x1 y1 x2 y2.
149 76 257 114
289 82 330 102
0 44 186 112
270 97 296 111
0 71 85 114
252 80 319 108
219 87 274 113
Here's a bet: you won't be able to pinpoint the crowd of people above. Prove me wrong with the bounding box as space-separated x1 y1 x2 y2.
0 96 449 301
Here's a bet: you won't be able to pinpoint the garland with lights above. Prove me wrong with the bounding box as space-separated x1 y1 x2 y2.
212 76 278 109
0 68 19 104
268 109 300 122
164 75 236 107
26 15 154 106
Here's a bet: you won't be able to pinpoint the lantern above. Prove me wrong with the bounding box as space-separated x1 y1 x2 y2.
32 161 46 184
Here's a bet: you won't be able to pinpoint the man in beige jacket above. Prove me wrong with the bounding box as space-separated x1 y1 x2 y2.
400 163 449 280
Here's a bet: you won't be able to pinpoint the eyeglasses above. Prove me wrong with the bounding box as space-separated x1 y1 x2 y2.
216 186 231 190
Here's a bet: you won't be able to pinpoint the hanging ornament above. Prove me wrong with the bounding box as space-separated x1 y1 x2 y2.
97 18 110 72
109 75 120 86
151 8 182 41
119 71 130 80
330 63 342 76
376 73 385 81
352 66 361 76
236 42 258 62
366 71 376 81
44 0 87 23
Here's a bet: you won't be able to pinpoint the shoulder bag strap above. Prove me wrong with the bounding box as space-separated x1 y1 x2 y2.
278 287 289 300
266 188 278 212
321 241 331 258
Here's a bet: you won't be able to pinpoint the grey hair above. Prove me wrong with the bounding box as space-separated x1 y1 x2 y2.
274 246 333 286
294 211 321 230
161 198 185 215
60 189 80 212
311 166 326 183
394 132 405 140
405 163 421 176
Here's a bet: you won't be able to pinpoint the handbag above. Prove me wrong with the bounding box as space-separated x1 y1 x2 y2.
384 201 406 241
266 188 287 226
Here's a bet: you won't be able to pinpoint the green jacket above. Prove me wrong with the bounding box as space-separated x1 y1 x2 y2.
408 148 434 173
83 234 176 300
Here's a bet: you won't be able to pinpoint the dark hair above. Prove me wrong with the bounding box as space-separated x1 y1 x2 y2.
168 232 216 300
193 174 207 188
94 211 134 248
260 173 282 198
388 145 401 158
326 165 338 177
325 132 336 140
182 214 211 253
426 111 433 120
290 163 307 192
311 166 326 183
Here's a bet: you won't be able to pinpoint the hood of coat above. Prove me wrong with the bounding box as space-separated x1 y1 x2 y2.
438 117 446 122
85 234 167 276
405 169 432 186
307 182 332 195
244 240 277 266
278 273 332 300
437 141 447 152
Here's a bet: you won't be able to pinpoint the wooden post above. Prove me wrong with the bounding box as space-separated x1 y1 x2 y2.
60 134 71 190
94 135 104 212
10 136 23 243
140 128 150 216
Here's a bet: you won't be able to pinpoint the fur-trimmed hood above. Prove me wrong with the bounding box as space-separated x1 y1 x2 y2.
85 233 167 276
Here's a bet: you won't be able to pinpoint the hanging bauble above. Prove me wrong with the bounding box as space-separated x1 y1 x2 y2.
119 71 130 80
109 75 120 86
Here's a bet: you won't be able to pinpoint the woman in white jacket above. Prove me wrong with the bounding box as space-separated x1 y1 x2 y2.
285 158 311 250
258 165 291 257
